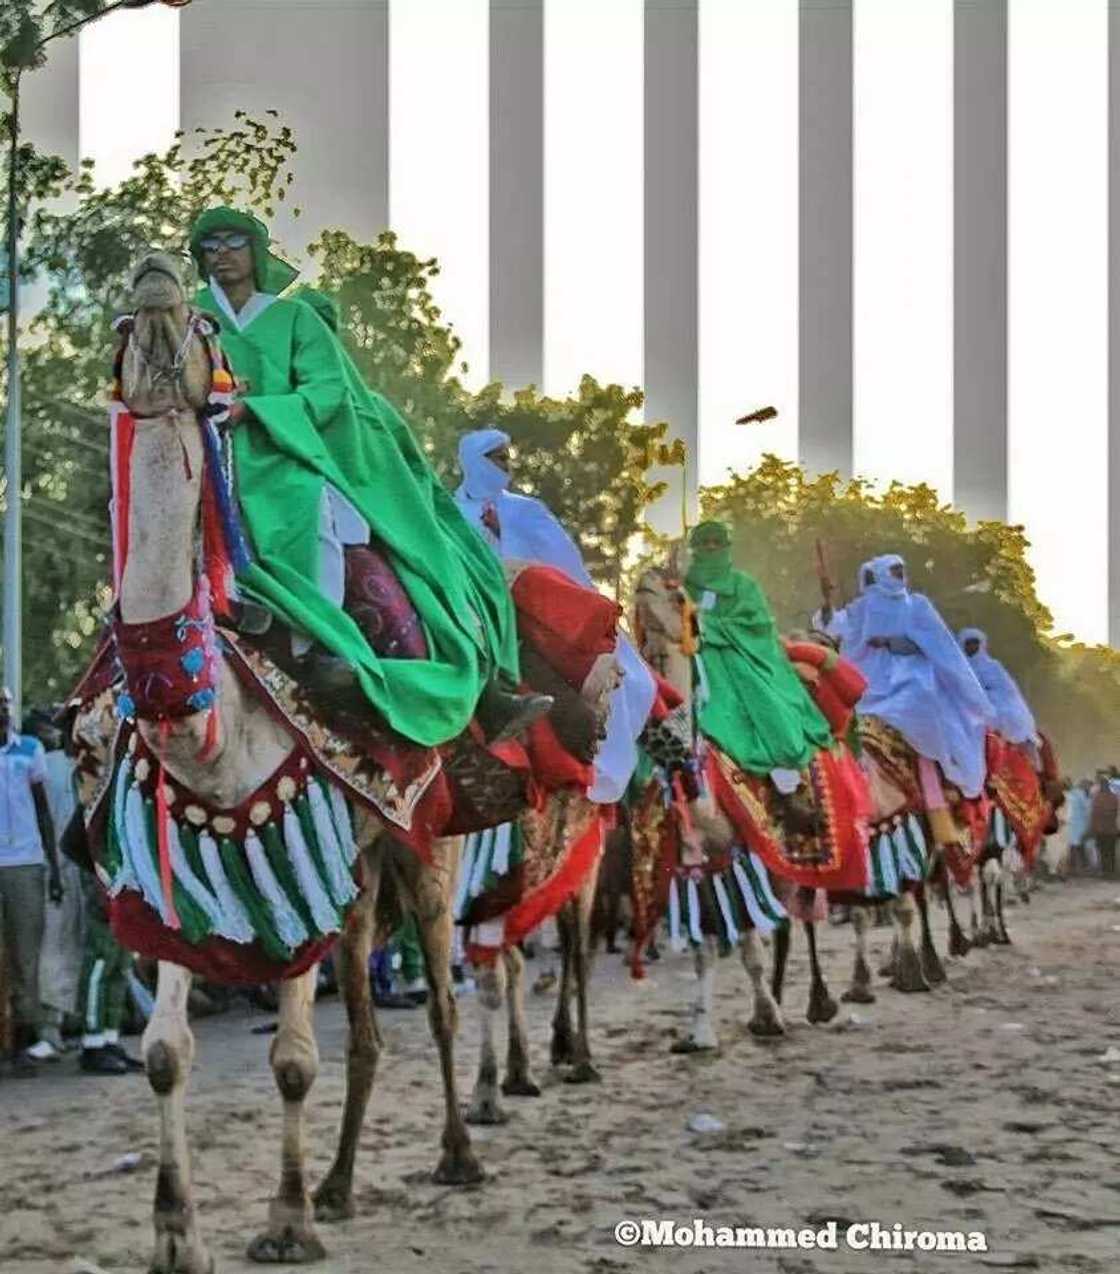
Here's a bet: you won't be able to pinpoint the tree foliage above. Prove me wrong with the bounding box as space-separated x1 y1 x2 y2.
3 115 666 701
700 459 1120 777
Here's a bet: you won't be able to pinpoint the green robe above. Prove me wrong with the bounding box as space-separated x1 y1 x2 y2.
197 286 519 747
687 569 832 774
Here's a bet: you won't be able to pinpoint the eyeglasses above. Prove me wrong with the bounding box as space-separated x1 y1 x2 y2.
200 232 250 253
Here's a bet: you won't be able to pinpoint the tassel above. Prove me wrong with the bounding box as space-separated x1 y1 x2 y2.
155 722 181 930
111 409 136 595
196 706 220 763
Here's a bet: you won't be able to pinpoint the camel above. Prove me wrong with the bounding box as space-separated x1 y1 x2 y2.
101 252 485 1272
630 560 965 1052
461 605 620 1124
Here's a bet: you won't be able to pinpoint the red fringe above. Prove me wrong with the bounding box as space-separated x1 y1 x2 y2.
155 721 180 930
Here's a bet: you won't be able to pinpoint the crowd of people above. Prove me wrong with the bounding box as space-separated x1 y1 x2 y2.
1061 768 1120 877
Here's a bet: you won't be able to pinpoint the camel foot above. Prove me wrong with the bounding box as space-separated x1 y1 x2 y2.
501 1074 542 1098
748 1013 786 1039
432 1146 485 1186
670 1036 717 1055
807 983 839 1025
890 944 931 993
841 985 876 1005
311 1179 355 1225
563 1060 602 1085
246 1225 326 1265
465 1093 509 1126
149 1233 214 1274
993 929 1012 946
948 924 971 958
920 943 947 986
972 930 992 949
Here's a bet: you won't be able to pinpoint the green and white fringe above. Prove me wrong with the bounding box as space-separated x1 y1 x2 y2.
453 822 522 923
667 848 788 953
103 755 360 963
867 812 929 898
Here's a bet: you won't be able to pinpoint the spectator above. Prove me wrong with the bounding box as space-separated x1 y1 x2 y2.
75 869 143 1075
1065 777 1096 874
25 708 84 1052
0 687 63 1073
1090 771 1119 878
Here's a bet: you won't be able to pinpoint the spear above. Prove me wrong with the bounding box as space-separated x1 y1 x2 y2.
814 537 835 626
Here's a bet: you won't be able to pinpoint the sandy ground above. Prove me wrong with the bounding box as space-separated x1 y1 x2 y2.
1 876 1119 1274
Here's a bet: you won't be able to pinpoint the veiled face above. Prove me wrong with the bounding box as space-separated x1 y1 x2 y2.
691 529 725 556
963 637 981 657
485 445 511 475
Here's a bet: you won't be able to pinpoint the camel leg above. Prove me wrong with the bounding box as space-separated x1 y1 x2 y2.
990 857 1012 945
915 883 947 985
312 866 380 1224
409 839 484 1186
890 890 930 993
805 921 839 1024
145 962 212 1274
979 857 1001 945
970 876 988 947
879 928 899 979
563 868 601 1084
841 905 876 1004
770 920 791 1004
742 927 785 1037
501 945 541 1097
550 900 576 1067
671 934 720 1053
247 967 325 1264
465 957 508 1125
944 878 971 957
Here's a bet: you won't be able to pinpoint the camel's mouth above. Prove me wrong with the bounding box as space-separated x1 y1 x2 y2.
131 252 188 311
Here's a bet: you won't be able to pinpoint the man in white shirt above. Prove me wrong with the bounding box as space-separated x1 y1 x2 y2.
0 688 64 1070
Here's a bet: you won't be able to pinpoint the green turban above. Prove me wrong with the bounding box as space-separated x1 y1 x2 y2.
686 520 734 595
189 207 299 296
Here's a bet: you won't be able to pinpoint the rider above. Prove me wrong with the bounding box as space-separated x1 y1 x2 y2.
817 554 994 798
187 208 549 748
958 628 1040 764
684 521 833 784
455 427 657 802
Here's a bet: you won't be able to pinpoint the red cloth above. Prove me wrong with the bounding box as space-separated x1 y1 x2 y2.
510 564 619 690
985 731 1049 867
783 640 868 738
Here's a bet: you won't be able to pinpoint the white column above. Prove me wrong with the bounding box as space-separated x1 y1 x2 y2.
1009 0 1108 644
1110 0 1120 647
544 0 644 399
391 0 490 390
80 6 179 188
699 0 799 487
853 0 954 498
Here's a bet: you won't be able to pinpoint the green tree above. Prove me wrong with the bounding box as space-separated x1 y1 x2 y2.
699 457 1120 777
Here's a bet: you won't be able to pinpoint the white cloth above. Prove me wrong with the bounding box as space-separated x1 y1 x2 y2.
0 733 49 866
455 428 656 803
815 554 994 798
957 628 1038 745
1065 786 1091 847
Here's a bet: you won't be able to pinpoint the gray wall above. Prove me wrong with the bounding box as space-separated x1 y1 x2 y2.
954 0 1008 524
644 0 699 530
490 0 544 391
179 0 389 257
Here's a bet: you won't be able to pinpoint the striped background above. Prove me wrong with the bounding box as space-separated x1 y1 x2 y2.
19 0 1118 646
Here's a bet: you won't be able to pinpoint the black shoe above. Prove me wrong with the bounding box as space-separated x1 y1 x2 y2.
80 1046 130 1076
105 1042 146 1072
372 991 417 1010
476 682 554 743
226 598 273 636
8 1051 39 1078
308 651 360 697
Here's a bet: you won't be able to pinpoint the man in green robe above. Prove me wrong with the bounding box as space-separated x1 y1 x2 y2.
685 520 833 778
188 208 548 748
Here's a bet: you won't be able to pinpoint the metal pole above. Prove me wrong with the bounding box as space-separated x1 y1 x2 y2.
3 74 21 720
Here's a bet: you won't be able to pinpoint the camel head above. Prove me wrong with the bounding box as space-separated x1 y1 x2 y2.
633 564 690 665
119 251 213 418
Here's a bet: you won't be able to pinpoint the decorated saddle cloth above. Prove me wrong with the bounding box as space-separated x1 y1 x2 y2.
68 597 520 984
455 564 621 964
983 731 1050 870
